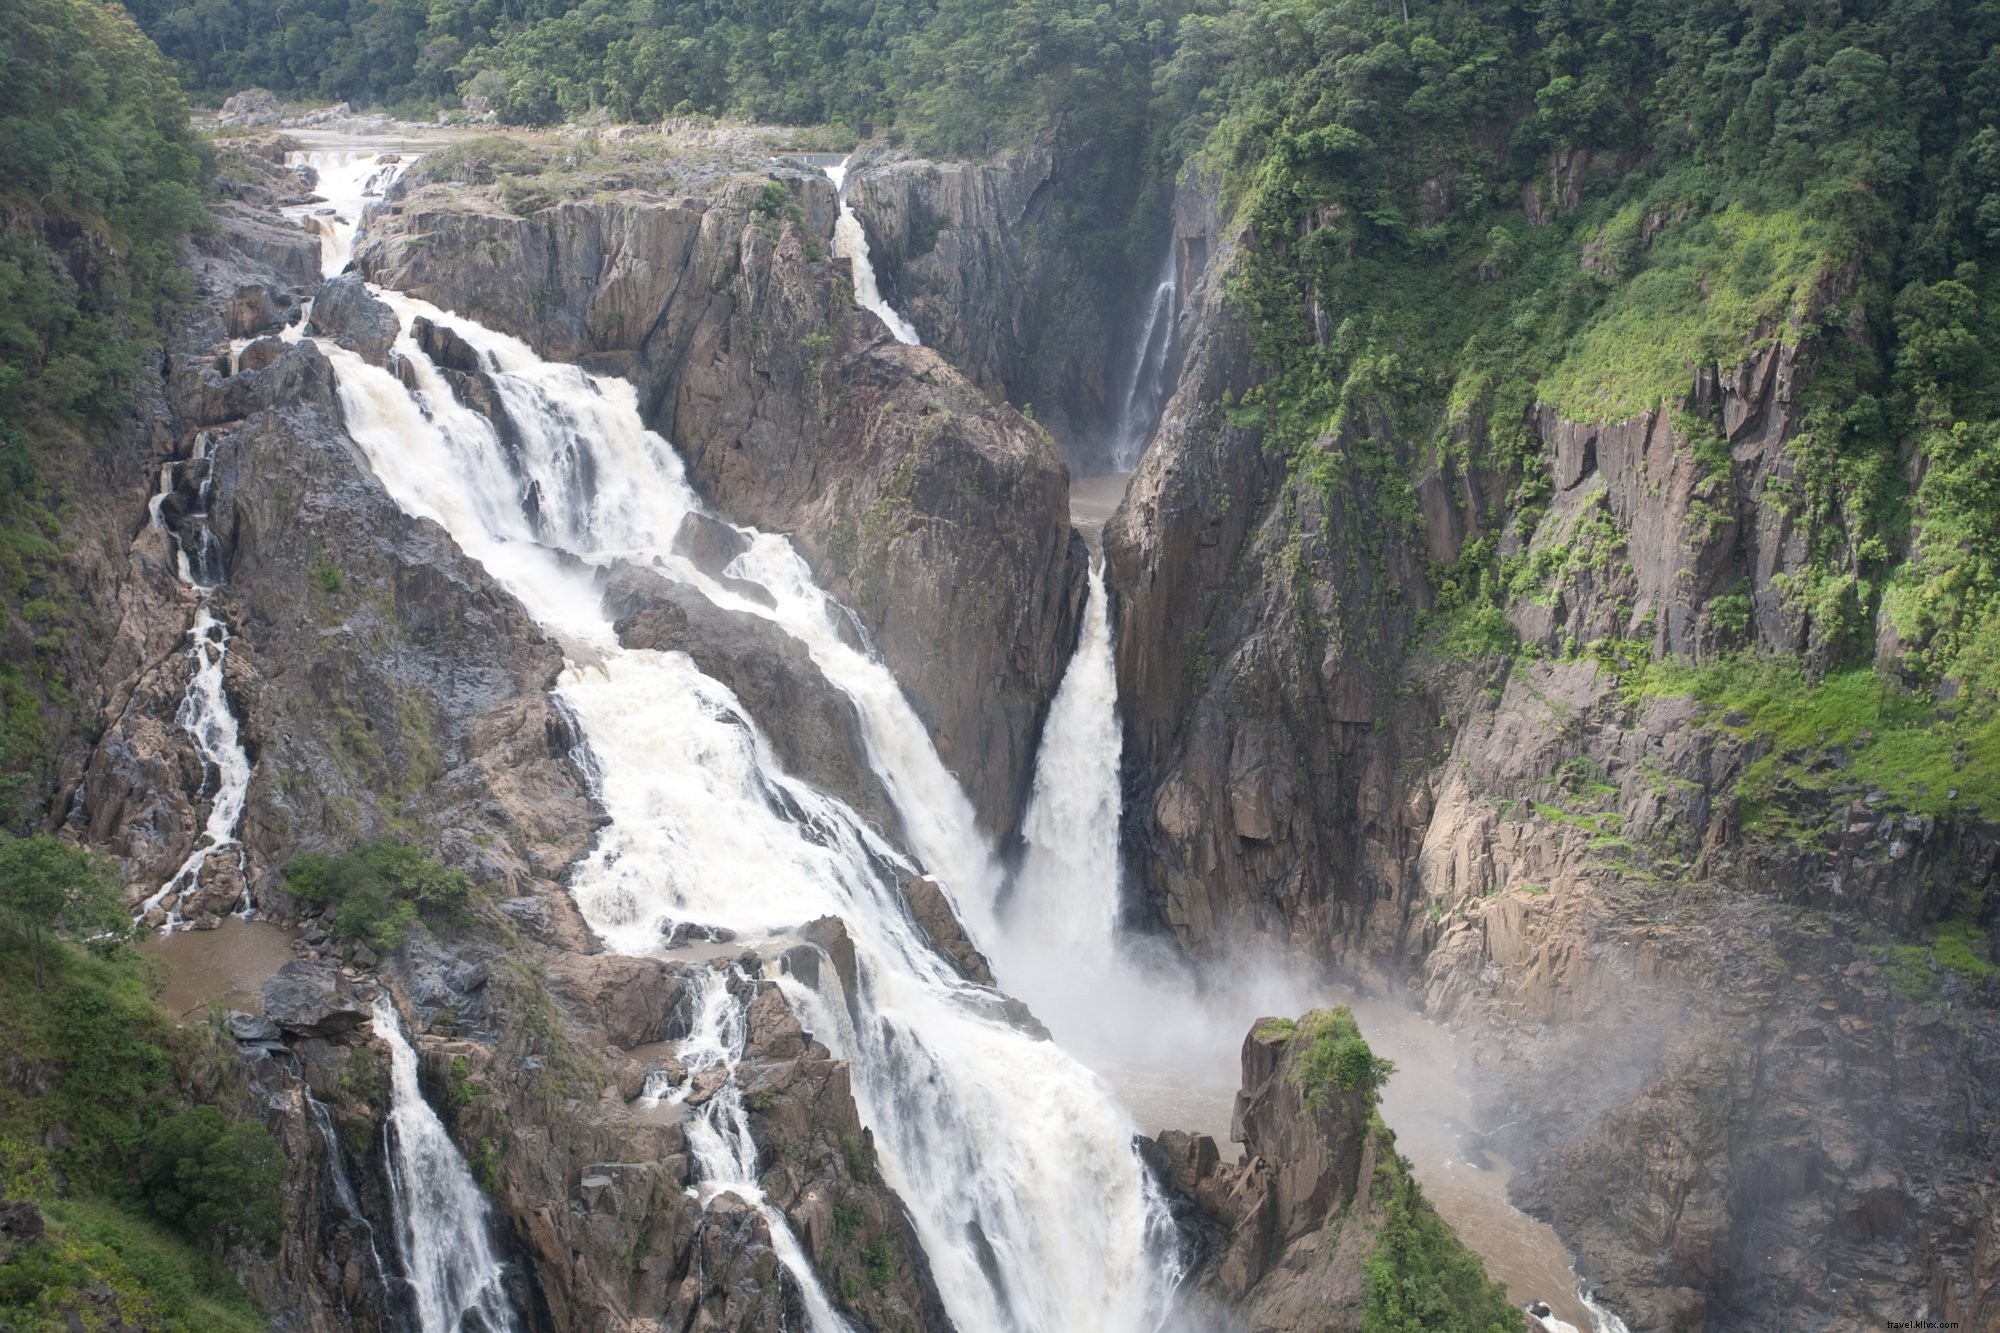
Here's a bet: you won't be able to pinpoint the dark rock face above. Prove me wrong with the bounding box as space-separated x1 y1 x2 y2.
600 561 900 834
263 960 372 1036
356 168 1083 843
307 274 400 365
902 875 995 986
1106 172 2000 1331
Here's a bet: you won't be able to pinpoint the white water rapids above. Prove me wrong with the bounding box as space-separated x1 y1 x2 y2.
375 995 520 1333
307 147 1178 1332
823 156 922 345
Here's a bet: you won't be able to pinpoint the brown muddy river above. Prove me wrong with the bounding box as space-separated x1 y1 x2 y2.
142 917 299 1019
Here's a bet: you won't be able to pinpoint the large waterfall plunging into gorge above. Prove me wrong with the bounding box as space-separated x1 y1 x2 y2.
309 151 1180 1332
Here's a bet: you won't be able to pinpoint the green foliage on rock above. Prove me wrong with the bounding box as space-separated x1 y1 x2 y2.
285 840 472 952
1272 1006 1397 1108
1361 1117 1520 1333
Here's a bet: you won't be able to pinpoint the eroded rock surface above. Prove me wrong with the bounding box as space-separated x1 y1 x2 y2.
356 158 1084 840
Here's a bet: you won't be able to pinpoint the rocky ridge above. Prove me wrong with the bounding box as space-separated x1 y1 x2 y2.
353 148 1085 842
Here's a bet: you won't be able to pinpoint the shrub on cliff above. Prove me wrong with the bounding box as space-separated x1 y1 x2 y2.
1287 1006 1397 1108
285 840 472 951
1362 1118 1520 1333
138 1107 285 1253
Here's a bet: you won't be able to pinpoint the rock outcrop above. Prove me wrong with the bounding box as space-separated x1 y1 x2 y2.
1152 1010 1512 1333
355 152 1083 842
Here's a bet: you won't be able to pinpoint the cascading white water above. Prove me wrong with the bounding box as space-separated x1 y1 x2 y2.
823 158 922 345
141 449 255 927
318 274 1179 1331
996 558 1122 1003
1110 243 1179 470
655 967 854 1332
374 995 520 1333
287 150 409 277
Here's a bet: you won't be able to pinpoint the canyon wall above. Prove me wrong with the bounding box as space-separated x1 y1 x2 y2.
1106 174 2000 1330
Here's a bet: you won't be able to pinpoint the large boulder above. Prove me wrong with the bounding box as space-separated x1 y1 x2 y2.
307 275 399 364
261 960 371 1036
217 88 283 128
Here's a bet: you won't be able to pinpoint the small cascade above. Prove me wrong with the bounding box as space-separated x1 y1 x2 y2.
1110 243 1180 471
141 445 255 929
320 290 1181 1333
286 150 410 277
652 968 854 1333
374 994 521 1333
822 157 922 345
303 1088 397 1321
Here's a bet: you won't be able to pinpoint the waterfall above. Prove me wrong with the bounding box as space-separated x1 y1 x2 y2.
822 158 922 345
655 967 853 1332
141 442 254 927
303 1087 396 1320
316 270 1180 1330
374 995 520 1333
995 558 1122 1002
1110 243 1179 471
287 150 409 277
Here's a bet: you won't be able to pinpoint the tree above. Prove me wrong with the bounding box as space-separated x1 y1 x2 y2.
0 835 130 986
140 1105 287 1253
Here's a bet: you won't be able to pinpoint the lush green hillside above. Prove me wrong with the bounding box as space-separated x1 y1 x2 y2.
121 0 1181 152
0 0 206 824
1183 0 2000 861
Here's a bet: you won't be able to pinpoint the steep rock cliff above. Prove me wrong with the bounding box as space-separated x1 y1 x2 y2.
842 144 1129 460
355 153 1083 842
1107 179 2000 1330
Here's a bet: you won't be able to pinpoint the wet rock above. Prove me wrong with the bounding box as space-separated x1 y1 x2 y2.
549 953 683 1049
262 960 371 1036
236 335 290 373
902 875 995 986
602 561 899 833
227 1011 282 1043
307 275 399 366
226 283 289 338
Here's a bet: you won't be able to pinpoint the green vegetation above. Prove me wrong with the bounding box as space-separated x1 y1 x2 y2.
1267 1007 1397 1109
0 835 130 985
123 0 1176 154
0 0 208 822
1362 1117 1520 1333
285 840 472 952
0 898 279 1329
1622 653 2000 829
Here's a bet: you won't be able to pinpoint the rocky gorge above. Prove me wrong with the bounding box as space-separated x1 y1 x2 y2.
5 32 1998 1333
